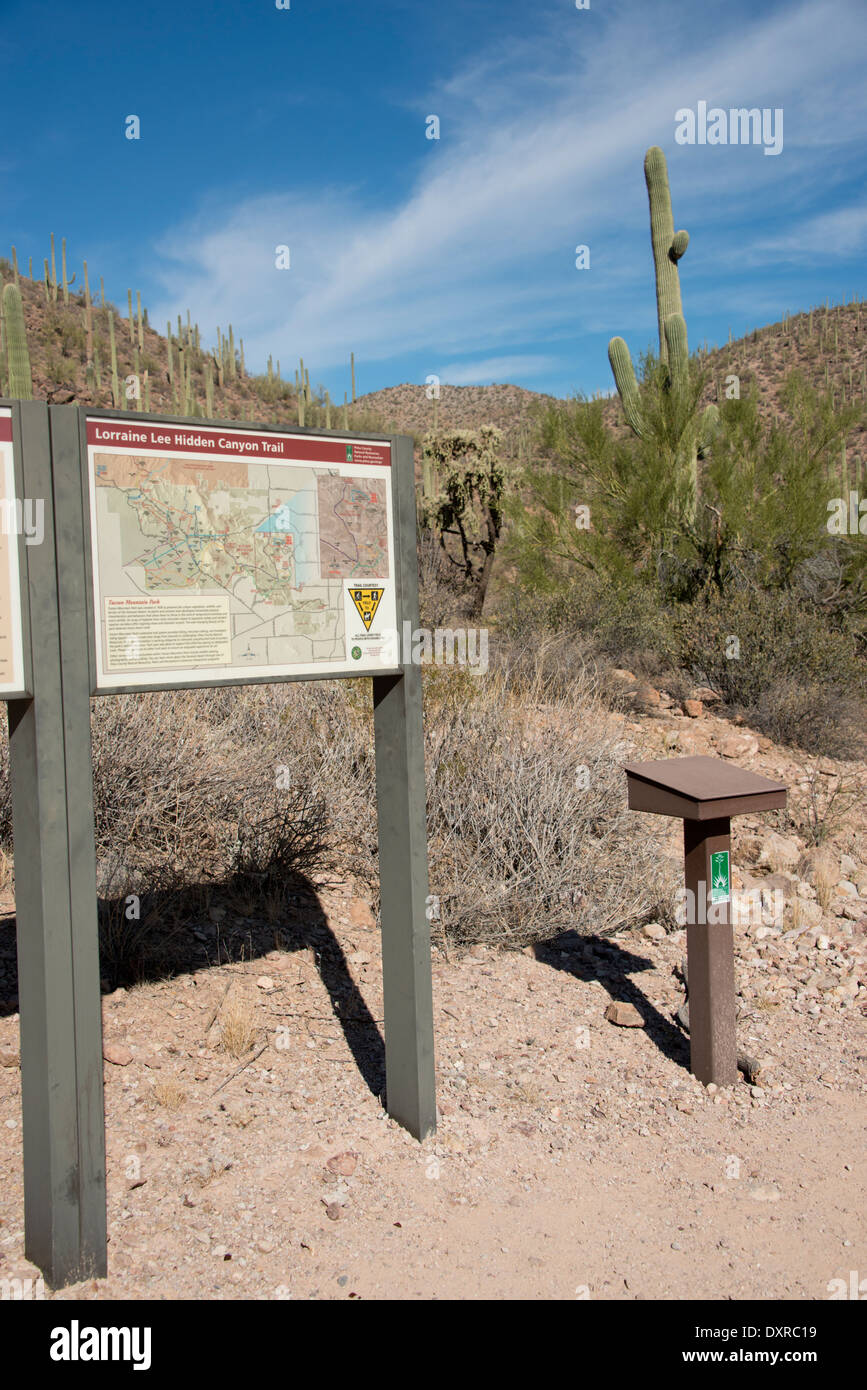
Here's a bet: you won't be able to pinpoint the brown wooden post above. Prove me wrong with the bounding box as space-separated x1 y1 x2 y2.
624 755 787 1091
683 816 737 1086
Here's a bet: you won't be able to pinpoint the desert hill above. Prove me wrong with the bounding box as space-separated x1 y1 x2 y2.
1 245 864 464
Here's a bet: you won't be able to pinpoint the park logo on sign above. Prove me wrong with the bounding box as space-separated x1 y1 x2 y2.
710 850 731 904
350 587 384 631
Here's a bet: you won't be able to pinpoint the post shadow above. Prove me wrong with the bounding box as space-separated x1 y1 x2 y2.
533 930 690 1068
0 869 386 1098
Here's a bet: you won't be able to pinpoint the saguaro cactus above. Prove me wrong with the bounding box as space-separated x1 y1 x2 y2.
646 146 688 360
108 310 120 407
83 260 94 386
2 282 33 399
608 146 718 516
608 146 691 416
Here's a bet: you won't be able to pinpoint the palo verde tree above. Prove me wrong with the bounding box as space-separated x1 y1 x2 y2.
420 424 508 615
511 367 865 607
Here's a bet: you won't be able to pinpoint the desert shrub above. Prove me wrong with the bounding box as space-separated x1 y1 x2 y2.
423 676 676 948
488 626 600 704
95 858 189 989
744 679 865 761
498 573 681 688
0 671 676 962
89 687 328 879
783 764 863 847
674 587 865 754
249 374 293 406
417 526 474 627
674 587 862 701
502 550 865 755
505 363 865 706
420 426 509 615
44 349 69 383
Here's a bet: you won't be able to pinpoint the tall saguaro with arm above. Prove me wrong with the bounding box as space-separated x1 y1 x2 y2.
607 146 718 521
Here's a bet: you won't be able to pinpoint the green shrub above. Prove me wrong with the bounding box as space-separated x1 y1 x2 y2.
674 587 859 703
499 572 680 682
745 679 865 760
674 587 865 754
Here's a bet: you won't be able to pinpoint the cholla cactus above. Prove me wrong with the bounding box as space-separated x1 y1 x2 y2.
420 424 507 614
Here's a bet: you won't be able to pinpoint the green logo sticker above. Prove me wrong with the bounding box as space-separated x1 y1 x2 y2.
345 445 353 461
351 645 362 660
710 850 730 904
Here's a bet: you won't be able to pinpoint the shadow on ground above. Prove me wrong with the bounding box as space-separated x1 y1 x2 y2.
0 867 386 1100
533 929 690 1070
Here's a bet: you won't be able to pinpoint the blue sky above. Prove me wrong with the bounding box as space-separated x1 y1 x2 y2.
1 0 866 400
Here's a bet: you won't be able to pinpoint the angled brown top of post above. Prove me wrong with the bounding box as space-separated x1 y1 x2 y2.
624 755 787 821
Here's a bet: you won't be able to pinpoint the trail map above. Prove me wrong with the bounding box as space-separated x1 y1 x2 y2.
86 420 396 689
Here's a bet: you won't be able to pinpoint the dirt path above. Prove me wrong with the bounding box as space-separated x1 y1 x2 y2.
0 704 864 1301
0 902 864 1301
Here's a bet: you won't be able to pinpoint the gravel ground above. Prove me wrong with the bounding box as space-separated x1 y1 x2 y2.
0 704 864 1301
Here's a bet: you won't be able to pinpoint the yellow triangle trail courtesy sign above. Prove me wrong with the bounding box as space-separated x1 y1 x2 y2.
349 586 384 631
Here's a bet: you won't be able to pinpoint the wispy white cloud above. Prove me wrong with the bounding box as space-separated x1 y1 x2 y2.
748 202 867 262
150 0 867 387
435 355 560 385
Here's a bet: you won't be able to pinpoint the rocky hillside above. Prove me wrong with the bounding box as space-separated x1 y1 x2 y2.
353 381 556 458
1 241 865 464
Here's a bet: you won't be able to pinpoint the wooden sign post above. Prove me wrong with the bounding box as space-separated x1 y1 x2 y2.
2 400 436 1288
625 755 787 1087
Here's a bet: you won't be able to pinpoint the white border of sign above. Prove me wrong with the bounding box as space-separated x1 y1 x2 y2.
85 417 398 691
0 407 26 697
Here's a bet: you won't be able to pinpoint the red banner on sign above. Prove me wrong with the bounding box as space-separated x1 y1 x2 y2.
0 416 13 443
86 419 391 467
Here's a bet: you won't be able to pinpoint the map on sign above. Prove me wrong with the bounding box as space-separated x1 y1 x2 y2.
86 419 397 689
0 409 25 696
